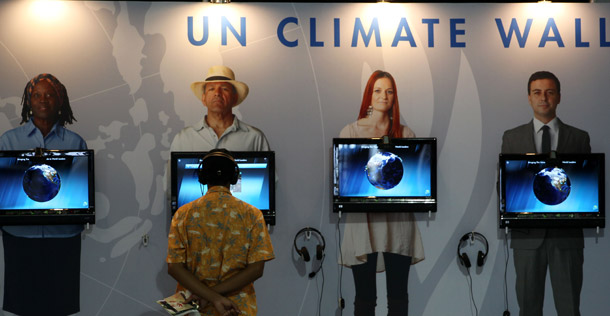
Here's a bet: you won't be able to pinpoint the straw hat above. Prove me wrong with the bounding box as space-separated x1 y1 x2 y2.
190 65 249 107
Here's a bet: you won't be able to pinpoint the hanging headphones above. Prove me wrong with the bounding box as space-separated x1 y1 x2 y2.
294 227 326 278
457 232 489 269
197 149 239 185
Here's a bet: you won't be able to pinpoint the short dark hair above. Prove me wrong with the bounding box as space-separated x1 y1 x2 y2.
528 71 560 95
199 149 237 187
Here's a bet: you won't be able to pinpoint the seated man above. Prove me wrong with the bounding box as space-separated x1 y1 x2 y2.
166 149 274 315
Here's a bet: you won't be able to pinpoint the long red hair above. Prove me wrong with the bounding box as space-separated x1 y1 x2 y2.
357 70 402 138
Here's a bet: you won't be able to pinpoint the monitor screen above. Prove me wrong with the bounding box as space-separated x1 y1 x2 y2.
0 149 95 225
171 151 275 225
499 153 605 228
332 137 437 212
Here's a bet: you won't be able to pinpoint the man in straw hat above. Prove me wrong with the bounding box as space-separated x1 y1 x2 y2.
169 65 270 152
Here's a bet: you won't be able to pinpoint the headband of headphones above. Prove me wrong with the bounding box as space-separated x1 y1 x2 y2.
293 227 326 262
202 149 236 164
198 149 239 185
457 232 489 268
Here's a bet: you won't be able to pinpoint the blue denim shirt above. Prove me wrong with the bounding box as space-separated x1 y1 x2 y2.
0 120 87 238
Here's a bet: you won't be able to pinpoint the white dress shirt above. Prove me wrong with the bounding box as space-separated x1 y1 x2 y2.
532 117 559 153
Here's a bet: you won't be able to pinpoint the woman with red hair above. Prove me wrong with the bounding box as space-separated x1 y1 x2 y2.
339 70 424 316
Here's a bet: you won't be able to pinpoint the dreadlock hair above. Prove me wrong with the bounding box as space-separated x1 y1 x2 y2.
20 73 77 126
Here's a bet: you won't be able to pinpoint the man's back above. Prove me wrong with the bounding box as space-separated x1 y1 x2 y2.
167 186 274 315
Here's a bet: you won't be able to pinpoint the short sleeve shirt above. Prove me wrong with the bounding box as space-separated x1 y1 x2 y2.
167 186 275 315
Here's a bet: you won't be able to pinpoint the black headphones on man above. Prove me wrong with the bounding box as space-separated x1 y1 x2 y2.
457 232 489 269
197 149 240 185
294 227 326 278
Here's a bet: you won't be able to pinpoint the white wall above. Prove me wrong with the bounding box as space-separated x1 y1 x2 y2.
0 2 608 315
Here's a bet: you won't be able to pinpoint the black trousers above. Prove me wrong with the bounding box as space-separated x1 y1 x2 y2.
3 233 81 316
351 252 412 316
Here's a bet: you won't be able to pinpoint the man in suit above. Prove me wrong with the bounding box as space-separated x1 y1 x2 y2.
501 71 590 316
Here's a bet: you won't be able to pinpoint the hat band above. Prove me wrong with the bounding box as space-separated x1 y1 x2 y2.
205 76 232 81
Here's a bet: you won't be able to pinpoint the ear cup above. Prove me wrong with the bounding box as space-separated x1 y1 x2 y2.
300 247 310 262
460 253 472 268
230 164 239 185
197 150 239 185
316 244 324 261
197 162 207 185
477 251 486 267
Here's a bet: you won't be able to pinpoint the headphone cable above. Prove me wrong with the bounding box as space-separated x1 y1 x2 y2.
467 268 479 316
503 230 510 315
317 263 325 316
336 214 344 315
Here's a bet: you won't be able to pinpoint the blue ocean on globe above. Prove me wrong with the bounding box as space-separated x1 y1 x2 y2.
22 164 61 202
365 152 404 190
533 167 571 205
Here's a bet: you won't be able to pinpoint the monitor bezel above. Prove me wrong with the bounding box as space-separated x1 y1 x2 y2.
498 153 605 229
332 137 437 213
0 149 95 225
170 151 276 225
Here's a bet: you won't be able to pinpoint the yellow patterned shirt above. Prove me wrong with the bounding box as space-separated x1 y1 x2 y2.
167 186 275 315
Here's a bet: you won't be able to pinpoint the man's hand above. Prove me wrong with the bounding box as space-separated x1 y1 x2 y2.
211 295 240 316
168 263 244 315
183 293 207 311
185 292 239 315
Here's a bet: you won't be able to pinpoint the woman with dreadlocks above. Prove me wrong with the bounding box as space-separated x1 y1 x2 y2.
0 73 86 316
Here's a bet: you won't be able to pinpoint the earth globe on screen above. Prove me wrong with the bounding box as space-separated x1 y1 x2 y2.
22 164 61 202
533 167 571 205
365 152 404 190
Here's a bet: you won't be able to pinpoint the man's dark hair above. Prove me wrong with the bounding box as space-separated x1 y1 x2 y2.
199 149 237 187
528 71 560 95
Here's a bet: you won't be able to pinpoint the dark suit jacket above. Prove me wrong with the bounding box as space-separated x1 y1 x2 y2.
501 118 591 249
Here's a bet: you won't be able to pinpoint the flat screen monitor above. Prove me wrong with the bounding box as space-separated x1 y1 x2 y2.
499 153 605 228
0 149 95 225
171 151 275 225
332 137 437 212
